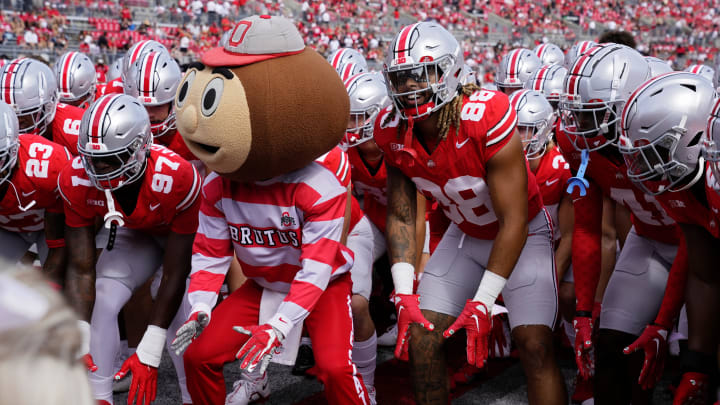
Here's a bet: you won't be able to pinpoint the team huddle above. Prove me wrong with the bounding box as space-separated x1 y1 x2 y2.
2 12 720 405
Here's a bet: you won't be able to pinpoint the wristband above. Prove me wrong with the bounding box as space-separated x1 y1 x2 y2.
136 325 167 368
45 238 65 249
391 262 415 295
77 320 91 358
472 271 507 309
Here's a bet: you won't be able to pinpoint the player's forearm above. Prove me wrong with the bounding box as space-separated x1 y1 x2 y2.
486 219 528 279
66 262 96 321
654 235 688 328
149 271 188 328
386 167 417 265
554 236 572 281
42 247 67 288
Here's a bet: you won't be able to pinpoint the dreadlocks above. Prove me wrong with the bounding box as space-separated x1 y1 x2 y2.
383 83 483 141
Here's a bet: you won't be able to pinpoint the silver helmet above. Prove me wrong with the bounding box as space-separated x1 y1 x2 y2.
495 48 542 94
565 40 598 69
125 51 181 138
684 64 716 87
619 72 717 195
53 51 96 106
328 48 368 71
645 57 673 77
533 43 565 66
0 101 19 185
460 64 478 86
121 40 169 84
0 58 58 136
107 56 123 83
336 62 368 82
703 88 720 184
383 21 464 120
78 94 152 191
343 72 391 148
524 64 567 109
560 44 650 151
509 89 555 159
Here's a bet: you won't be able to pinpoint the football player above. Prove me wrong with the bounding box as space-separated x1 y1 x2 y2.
558 44 685 404
376 22 566 404
620 72 719 404
53 51 97 109
59 94 201 405
494 48 541 95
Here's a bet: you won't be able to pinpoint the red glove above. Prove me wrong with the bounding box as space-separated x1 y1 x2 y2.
443 300 492 368
672 372 711 405
573 316 594 379
394 294 435 361
233 323 284 374
488 312 509 358
623 324 669 390
83 353 98 372
114 353 158 405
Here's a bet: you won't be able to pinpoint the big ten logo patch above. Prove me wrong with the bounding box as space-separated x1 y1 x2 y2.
228 224 300 247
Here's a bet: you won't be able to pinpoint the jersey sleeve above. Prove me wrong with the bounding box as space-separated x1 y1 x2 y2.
571 179 603 313
270 179 355 338
187 174 234 317
483 92 518 160
169 164 202 235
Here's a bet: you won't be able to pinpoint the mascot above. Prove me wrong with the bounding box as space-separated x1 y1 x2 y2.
171 15 371 405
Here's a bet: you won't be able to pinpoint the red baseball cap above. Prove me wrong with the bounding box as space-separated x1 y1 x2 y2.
202 15 305 67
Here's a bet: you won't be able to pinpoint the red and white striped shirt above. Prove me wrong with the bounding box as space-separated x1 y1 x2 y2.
188 162 355 337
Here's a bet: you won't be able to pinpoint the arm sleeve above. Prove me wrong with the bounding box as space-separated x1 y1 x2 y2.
187 177 233 317
170 165 202 234
269 185 355 338
653 231 688 329
572 179 603 313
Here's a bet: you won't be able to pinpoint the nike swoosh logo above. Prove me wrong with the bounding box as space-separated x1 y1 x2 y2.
470 314 480 331
545 179 559 186
652 337 660 353
149 203 160 211
21 190 36 197
456 138 470 149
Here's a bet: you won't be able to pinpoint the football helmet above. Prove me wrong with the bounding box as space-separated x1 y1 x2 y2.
703 89 720 184
328 48 368 71
0 101 19 185
0 58 58 136
53 51 97 106
684 64 716 87
495 48 542 94
336 62 367 82
343 72 391 148
125 51 181 138
460 64 479 86
645 57 673 77
619 72 717 195
77 94 152 191
121 40 169 84
564 40 598 69
534 43 565 66
524 64 567 109
560 44 650 151
509 89 555 159
107 56 123 83
383 21 464 119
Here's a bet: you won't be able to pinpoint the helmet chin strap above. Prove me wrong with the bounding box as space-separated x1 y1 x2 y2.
7 180 35 212
103 189 124 251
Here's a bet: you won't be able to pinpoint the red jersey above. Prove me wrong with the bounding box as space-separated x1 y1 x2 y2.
316 146 363 230
0 135 69 232
374 89 543 240
50 103 86 155
188 163 355 333
532 146 572 239
155 129 204 176
96 77 124 98
59 145 201 235
347 146 388 233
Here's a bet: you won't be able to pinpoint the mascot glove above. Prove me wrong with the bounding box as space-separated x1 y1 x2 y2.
623 324 669 390
672 372 711 405
171 311 210 355
114 353 157 405
443 300 492 368
393 293 435 361
233 323 284 374
573 316 595 379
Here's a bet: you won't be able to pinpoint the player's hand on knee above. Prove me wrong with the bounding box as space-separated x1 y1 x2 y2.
393 293 435 361
171 311 209 355
623 323 669 390
573 315 594 378
673 372 711 405
443 300 492 368
234 323 284 374
115 353 158 405
83 353 98 372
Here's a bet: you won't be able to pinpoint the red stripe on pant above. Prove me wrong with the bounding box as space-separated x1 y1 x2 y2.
183 274 370 405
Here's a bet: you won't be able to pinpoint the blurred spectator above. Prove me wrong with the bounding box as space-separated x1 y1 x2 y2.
97 31 108 50
598 30 637 49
